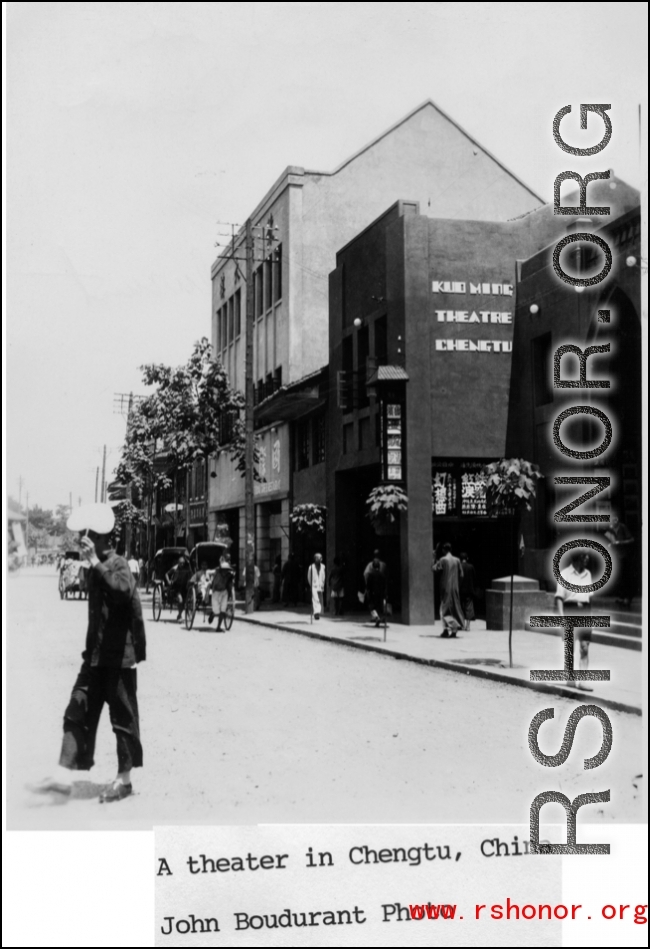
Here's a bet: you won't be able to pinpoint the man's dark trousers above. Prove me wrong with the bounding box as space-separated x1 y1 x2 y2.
59 663 142 773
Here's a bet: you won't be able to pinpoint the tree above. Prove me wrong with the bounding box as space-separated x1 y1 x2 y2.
116 338 258 549
25 505 55 533
482 458 542 668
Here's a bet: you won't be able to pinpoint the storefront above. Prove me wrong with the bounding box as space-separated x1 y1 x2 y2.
208 424 291 595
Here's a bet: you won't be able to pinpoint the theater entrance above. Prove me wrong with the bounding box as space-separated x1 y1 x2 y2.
432 516 513 619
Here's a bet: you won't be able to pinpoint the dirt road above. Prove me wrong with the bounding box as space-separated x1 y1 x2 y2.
6 567 644 830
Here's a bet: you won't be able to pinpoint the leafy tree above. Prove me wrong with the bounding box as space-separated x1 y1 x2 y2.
27 505 56 533
116 338 259 548
482 458 542 667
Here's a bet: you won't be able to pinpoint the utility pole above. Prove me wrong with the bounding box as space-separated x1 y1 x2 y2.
69 491 72 513
244 218 255 613
124 394 134 557
101 445 107 504
25 490 29 556
18 475 24 506
95 467 99 503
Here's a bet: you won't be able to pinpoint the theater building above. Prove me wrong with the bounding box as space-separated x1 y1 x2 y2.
208 100 544 590
326 178 639 623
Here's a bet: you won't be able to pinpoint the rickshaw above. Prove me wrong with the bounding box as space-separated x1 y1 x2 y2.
150 547 190 622
184 540 236 630
58 551 89 600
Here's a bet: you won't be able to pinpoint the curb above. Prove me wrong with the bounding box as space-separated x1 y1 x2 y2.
236 614 642 717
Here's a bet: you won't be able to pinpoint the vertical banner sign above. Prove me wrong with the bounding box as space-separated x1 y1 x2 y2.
381 399 406 483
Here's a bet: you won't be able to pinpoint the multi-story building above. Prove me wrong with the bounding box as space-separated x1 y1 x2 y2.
326 178 639 623
209 100 546 592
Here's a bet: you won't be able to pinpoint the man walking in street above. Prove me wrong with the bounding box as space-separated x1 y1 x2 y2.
307 552 326 620
555 550 594 692
365 556 388 627
433 542 465 637
166 553 192 622
208 554 234 630
458 551 477 631
29 503 146 804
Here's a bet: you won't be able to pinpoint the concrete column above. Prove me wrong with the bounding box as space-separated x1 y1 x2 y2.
393 214 434 624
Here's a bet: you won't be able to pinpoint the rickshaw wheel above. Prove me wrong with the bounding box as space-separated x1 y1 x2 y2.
184 587 197 630
223 599 235 631
152 584 162 622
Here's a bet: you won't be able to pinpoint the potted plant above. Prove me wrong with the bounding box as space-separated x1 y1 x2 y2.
289 503 327 535
366 484 408 535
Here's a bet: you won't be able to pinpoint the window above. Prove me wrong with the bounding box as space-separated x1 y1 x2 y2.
273 245 282 302
374 315 387 364
313 415 326 464
264 256 273 311
228 297 234 345
216 307 222 353
297 420 311 470
357 326 370 409
255 268 263 318
234 290 241 338
532 332 553 406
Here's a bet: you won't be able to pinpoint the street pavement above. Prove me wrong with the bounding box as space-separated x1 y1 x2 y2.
238 603 643 715
6 567 645 831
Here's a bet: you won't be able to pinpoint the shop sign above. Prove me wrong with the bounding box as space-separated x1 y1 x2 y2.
431 460 491 516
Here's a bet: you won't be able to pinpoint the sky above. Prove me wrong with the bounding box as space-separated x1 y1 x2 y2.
5 1 647 511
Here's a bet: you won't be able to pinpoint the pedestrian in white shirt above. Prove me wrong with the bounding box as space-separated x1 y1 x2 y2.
307 553 326 620
554 551 594 691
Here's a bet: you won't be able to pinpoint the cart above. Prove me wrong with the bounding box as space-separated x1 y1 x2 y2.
150 547 190 622
58 551 89 600
184 541 236 630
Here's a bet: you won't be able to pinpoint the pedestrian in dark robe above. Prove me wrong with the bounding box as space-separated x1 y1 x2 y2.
272 555 282 603
459 552 477 631
29 503 146 804
433 542 465 637
365 557 388 627
328 556 346 616
281 552 300 606
604 513 635 606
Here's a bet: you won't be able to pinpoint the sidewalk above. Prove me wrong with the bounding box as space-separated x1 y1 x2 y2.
234 604 643 715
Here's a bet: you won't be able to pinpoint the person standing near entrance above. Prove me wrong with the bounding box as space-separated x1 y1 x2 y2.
307 553 326 620
364 549 387 583
272 555 282 603
458 552 477 631
554 550 594 692
604 513 635 607
365 556 388 627
281 552 300 606
29 503 145 804
433 542 465 637
328 556 346 616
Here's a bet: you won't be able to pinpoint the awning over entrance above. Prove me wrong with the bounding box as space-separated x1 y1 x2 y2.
254 367 328 426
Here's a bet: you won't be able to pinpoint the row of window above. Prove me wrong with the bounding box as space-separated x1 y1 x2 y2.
215 246 283 356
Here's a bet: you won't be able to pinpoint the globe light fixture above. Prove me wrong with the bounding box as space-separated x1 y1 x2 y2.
353 318 362 328
529 303 539 314
626 256 637 268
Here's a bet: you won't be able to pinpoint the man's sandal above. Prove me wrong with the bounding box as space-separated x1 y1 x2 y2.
99 782 132 803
